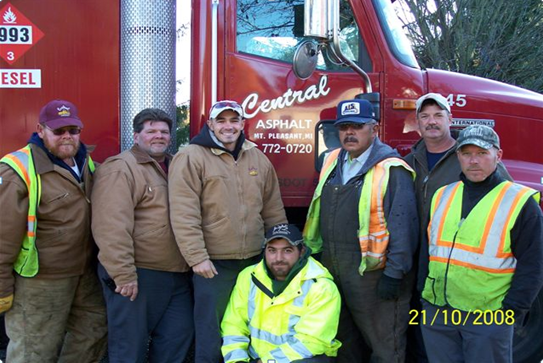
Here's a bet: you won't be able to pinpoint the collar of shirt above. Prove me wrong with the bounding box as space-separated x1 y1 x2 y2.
341 144 373 184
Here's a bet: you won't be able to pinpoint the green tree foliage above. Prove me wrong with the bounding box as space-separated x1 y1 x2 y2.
396 0 543 93
176 102 190 147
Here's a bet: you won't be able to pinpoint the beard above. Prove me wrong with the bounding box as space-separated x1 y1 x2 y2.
43 137 80 160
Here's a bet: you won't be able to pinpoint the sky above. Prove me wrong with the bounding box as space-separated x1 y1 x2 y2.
176 5 191 105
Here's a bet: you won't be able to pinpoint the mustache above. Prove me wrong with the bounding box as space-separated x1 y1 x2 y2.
425 125 440 130
343 136 358 143
272 262 287 267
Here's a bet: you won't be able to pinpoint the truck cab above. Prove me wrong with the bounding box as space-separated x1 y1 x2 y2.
190 0 543 207
190 1 543 362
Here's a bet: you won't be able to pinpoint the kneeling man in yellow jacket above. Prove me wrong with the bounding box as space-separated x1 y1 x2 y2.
221 224 341 363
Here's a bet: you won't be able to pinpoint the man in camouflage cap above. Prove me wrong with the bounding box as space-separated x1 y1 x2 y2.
420 125 543 362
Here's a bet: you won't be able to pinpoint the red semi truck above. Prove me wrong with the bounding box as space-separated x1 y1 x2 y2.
1 0 542 361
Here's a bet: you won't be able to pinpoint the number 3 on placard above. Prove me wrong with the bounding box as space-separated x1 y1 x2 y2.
446 94 467 108
7 51 14 61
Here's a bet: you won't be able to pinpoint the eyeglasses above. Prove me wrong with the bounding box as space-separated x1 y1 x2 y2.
44 125 82 136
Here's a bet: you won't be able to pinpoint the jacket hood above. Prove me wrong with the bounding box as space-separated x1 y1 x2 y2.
259 253 333 283
190 123 246 159
28 132 88 182
250 255 333 298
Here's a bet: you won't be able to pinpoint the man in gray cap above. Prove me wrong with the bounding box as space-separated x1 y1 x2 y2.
304 99 418 362
404 93 511 362
0 100 107 362
420 125 543 363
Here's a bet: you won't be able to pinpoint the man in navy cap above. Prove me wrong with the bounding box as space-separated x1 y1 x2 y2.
304 98 418 362
222 224 341 363
0 100 107 362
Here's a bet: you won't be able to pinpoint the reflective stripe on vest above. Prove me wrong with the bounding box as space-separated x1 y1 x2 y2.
0 145 95 277
0 146 41 277
423 180 538 310
304 149 415 275
224 349 249 362
429 181 536 272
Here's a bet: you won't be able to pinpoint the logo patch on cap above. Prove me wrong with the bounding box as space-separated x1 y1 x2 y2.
272 224 290 235
57 105 71 117
341 102 360 116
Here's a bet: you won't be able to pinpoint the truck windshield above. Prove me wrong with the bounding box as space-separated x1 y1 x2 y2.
236 0 361 72
372 0 419 69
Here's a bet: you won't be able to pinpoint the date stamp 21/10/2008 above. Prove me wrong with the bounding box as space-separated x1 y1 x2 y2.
409 308 515 326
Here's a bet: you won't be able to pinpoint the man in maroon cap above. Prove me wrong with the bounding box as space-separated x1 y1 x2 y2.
0 100 107 362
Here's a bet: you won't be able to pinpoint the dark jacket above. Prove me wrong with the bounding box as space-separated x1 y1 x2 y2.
459 171 543 318
320 137 419 278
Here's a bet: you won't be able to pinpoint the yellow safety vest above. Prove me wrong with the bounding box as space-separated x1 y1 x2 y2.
422 180 540 311
0 145 95 277
303 148 415 275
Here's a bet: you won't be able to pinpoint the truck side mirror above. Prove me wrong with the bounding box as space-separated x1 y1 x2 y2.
293 40 319 80
304 0 329 39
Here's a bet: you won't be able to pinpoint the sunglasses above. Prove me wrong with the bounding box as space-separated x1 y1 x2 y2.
213 101 242 109
44 125 82 136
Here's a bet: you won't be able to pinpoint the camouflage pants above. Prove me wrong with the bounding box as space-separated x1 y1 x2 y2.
5 268 107 363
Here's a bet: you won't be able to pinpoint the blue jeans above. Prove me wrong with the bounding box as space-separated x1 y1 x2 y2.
99 264 194 363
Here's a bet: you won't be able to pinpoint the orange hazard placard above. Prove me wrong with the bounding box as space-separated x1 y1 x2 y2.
0 2 44 65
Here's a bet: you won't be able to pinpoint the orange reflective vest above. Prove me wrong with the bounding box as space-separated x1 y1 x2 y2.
303 148 415 275
422 180 540 311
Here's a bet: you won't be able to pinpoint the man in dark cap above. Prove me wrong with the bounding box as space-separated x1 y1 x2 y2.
221 224 341 363
0 100 107 362
420 125 543 363
304 99 418 362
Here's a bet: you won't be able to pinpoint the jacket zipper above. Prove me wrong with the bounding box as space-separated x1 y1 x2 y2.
443 218 464 306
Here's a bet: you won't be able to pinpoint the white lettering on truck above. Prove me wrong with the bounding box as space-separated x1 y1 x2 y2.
242 75 331 118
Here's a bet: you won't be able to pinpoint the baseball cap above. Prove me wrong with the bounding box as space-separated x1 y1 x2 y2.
334 99 376 126
264 224 304 247
209 100 244 119
39 100 83 129
456 125 500 150
415 93 451 114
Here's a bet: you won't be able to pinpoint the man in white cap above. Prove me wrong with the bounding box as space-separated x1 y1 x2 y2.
169 100 287 362
420 125 543 362
0 100 107 362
